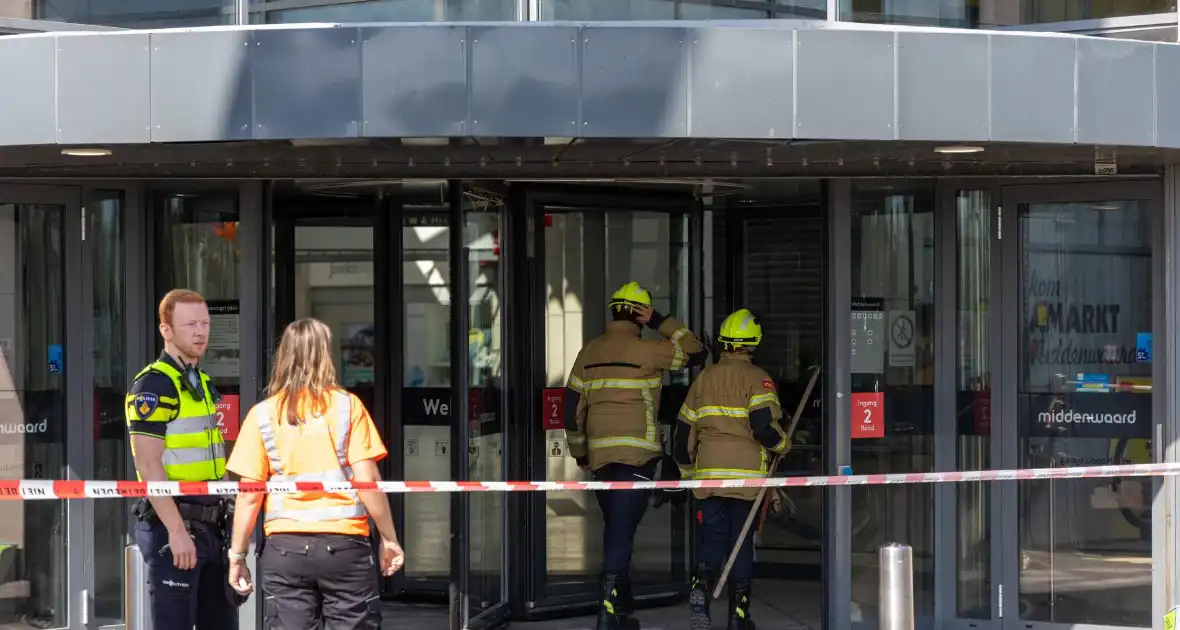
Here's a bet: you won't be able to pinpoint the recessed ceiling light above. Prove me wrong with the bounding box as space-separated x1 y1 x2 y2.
61 147 112 157
934 145 985 154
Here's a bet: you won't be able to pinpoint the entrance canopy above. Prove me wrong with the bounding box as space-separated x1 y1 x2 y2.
2 19 1179 149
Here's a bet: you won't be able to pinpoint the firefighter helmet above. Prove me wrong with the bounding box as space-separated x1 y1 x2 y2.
609 281 652 313
717 308 762 349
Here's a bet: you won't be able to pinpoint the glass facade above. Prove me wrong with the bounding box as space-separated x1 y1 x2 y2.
0 174 1172 630
0 200 67 630
1015 198 1153 626
848 182 937 623
8 0 1174 39
269 0 514 23
31 0 232 27
840 0 1176 27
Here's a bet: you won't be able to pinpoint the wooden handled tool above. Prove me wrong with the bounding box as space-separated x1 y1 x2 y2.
711 364 821 600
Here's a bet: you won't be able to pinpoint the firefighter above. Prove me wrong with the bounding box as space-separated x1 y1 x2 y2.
126 289 238 630
674 308 789 630
564 281 707 630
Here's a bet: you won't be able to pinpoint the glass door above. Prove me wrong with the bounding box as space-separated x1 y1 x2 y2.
521 186 695 615
461 190 509 627
999 182 1159 630
0 186 85 630
727 202 827 629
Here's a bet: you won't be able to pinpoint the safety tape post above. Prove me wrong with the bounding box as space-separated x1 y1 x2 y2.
2 462 1179 500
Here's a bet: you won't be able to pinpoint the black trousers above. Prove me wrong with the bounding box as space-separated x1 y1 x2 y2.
134 519 238 630
262 533 381 630
593 460 659 575
697 497 756 583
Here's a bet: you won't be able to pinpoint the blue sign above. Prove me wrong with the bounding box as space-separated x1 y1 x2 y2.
1136 332 1153 363
47 344 61 374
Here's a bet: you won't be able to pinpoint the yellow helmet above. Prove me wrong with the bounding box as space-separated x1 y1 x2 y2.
609 281 652 312
718 308 762 349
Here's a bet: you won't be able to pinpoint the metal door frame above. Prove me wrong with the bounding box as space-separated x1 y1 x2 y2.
997 180 1163 630
931 179 1005 630
514 184 698 618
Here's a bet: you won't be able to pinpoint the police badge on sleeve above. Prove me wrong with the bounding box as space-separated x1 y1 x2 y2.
135 393 159 419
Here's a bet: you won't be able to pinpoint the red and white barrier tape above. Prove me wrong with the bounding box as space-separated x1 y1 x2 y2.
2 462 1179 500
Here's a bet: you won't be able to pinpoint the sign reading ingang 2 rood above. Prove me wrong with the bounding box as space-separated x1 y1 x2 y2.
1022 392 1151 440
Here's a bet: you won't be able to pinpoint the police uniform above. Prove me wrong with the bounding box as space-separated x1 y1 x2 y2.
674 309 788 630
564 281 706 630
126 352 237 630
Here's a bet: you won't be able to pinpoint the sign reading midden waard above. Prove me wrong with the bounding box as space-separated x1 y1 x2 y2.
1021 210 1153 440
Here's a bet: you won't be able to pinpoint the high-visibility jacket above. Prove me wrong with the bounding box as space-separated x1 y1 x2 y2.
565 317 703 471
125 357 226 483
255 390 368 532
675 353 788 501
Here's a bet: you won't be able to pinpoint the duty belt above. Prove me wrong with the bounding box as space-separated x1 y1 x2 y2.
176 502 223 525
136 498 224 526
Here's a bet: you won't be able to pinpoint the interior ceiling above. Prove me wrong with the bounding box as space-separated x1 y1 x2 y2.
1 137 1172 180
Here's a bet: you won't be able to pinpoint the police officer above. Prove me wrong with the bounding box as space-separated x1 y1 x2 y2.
564 281 707 630
674 309 788 630
126 289 237 630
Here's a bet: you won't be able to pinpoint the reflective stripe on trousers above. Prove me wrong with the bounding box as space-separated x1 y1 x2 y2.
257 391 368 522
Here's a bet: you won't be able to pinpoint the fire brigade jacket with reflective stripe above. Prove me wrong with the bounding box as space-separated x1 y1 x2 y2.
256 390 368 531
674 352 788 501
564 316 704 471
125 357 226 483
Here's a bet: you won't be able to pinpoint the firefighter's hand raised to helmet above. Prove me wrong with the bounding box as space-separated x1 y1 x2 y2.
633 304 654 325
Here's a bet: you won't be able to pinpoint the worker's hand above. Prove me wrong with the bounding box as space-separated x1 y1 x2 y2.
228 560 253 596
634 305 654 325
380 538 405 577
165 527 197 570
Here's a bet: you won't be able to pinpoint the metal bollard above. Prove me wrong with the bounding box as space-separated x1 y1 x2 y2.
879 543 915 630
124 544 154 630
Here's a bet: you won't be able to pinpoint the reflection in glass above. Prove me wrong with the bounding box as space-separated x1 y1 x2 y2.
0 202 67 629
737 187 826 628
93 191 129 624
848 183 935 624
402 204 453 581
543 211 688 588
270 0 515 22
1017 200 1152 626
955 190 990 618
540 0 824 19
154 191 242 396
33 0 231 27
466 207 504 614
840 0 1174 27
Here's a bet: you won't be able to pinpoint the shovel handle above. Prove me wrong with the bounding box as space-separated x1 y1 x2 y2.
712 365 821 599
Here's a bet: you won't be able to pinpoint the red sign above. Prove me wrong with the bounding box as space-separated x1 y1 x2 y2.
850 392 884 439
215 394 241 441
543 388 565 430
973 390 991 435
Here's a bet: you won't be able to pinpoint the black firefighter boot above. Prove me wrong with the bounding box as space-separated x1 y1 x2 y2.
689 566 715 630
597 573 640 630
727 581 755 630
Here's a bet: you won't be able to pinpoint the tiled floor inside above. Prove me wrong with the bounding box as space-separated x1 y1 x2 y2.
379 579 822 630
